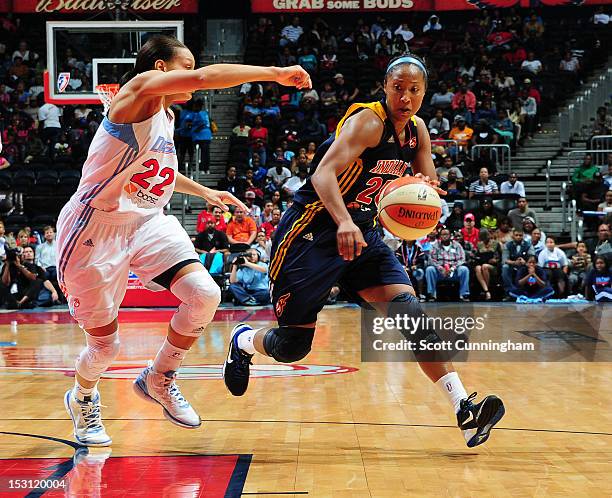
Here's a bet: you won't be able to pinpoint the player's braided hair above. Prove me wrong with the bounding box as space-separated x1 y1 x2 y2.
120 35 188 85
384 54 429 87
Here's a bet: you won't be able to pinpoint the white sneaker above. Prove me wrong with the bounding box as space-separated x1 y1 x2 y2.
64 390 112 447
133 364 201 429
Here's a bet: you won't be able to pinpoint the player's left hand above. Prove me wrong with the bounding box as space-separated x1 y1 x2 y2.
276 65 312 90
202 188 248 213
414 173 447 195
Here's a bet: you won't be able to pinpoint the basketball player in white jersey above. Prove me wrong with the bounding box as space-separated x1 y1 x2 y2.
57 35 311 446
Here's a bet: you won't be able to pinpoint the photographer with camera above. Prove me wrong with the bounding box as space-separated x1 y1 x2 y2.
1 245 58 308
228 249 270 306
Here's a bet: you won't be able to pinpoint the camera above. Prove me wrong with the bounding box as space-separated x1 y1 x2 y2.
233 254 247 266
5 247 20 263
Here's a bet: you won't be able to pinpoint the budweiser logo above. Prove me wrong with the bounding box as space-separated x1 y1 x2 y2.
36 0 183 12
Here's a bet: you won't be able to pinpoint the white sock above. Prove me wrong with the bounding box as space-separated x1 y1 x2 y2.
73 381 98 402
237 328 260 355
153 338 188 374
436 372 468 413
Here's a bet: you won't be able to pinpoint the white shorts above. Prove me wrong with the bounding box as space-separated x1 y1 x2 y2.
56 199 201 329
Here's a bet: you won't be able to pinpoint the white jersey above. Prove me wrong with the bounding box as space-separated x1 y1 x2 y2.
73 107 177 215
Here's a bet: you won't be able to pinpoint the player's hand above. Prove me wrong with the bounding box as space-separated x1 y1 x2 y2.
413 172 447 196
276 66 312 90
202 188 248 213
336 220 367 261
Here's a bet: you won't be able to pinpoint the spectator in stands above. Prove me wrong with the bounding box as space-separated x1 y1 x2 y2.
1 246 46 309
509 256 554 301
521 51 543 75
232 118 251 138
299 113 325 144
572 154 599 187
559 50 580 75
35 226 56 281
277 46 296 67
226 207 257 251
598 190 612 214
495 217 513 244
520 92 538 139
391 34 408 55
436 155 463 180
248 115 268 166
460 213 480 250
228 249 270 306
194 218 229 255
523 13 545 40
8 56 28 81
590 106 612 137
244 191 261 225
37 98 62 155
521 217 542 244
538 236 568 297
509 100 524 143
508 197 538 230
474 228 501 301
469 167 499 198
429 82 453 111
270 190 282 211
474 101 498 125
283 168 308 197
211 206 227 233
502 229 534 297
423 14 443 33
191 99 211 174
584 256 612 302
267 161 292 192
445 201 465 232
12 41 38 63
593 7 610 25
452 85 476 114
579 172 608 211
587 223 612 262
500 172 526 197
425 228 470 302
298 46 317 74
368 80 385 101
334 73 359 104
261 208 281 240
320 46 338 71
195 207 212 234
280 16 304 47
251 230 272 262
397 239 426 300
493 109 514 146
530 227 544 256
218 165 247 199
441 170 466 201
603 156 612 188
260 200 274 225
449 116 474 149
477 199 499 231
428 109 450 134
394 23 414 42
568 241 591 294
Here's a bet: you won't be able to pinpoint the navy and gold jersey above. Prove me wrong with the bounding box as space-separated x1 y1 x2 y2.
293 100 419 228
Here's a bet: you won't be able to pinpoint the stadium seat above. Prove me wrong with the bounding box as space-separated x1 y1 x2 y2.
493 198 518 214
12 170 36 193
0 170 12 190
58 170 82 195
4 213 28 234
35 169 60 194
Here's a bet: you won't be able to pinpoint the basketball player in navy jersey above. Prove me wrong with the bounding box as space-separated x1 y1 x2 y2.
224 55 505 447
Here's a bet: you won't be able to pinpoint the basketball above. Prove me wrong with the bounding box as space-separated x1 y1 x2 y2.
377 177 442 240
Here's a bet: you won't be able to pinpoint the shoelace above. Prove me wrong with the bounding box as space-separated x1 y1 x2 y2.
161 375 188 405
460 392 478 411
81 401 104 430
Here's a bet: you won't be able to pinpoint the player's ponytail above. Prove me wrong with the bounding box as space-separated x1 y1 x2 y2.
120 34 187 85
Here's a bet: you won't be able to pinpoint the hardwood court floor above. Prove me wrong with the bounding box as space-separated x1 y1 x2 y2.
0 304 611 497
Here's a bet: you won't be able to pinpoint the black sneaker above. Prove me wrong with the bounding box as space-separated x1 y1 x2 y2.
457 392 505 448
223 323 254 396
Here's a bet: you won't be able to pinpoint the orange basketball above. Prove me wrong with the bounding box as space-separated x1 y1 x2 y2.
377 177 441 241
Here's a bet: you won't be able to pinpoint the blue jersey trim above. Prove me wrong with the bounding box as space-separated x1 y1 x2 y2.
102 118 139 154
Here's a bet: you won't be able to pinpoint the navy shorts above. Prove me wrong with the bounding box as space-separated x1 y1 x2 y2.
269 204 412 326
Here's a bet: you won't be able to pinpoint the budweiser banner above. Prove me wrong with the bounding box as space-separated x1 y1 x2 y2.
251 0 608 12
0 0 198 14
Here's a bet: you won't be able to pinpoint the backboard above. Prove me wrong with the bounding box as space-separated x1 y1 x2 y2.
44 21 184 105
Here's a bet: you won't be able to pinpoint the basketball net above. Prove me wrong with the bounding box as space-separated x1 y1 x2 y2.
95 83 120 116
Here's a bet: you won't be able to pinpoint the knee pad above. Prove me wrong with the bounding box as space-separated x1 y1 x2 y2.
263 326 315 363
389 293 442 357
170 271 221 337
75 331 120 382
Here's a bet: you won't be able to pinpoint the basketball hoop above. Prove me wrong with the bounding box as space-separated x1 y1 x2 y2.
95 83 120 115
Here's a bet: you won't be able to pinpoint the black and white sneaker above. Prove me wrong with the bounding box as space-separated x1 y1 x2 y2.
457 392 505 448
223 323 254 396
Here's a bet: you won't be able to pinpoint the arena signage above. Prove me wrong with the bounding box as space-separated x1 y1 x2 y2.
0 0 198 13
251 0 607 12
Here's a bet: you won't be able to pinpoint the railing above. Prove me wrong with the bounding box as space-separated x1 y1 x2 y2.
566 149 612 181
470 144 511 173
559 68 612 147
545 159 551 210
570 199 578 242
194 143 202 184
591 135 612 165
561 181 567 233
